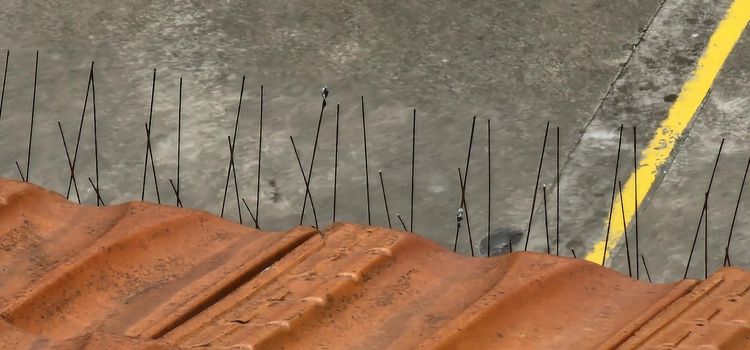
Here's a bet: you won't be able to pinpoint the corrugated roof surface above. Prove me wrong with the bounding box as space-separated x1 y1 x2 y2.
1 178 749 349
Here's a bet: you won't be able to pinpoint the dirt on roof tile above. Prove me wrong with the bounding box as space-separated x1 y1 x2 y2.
0 179 317 343
1 178 749 349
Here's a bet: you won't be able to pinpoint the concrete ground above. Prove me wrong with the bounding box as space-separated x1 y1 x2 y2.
609 26 750 282
0 1 747 283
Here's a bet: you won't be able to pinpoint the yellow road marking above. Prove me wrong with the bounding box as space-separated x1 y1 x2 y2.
585 0 750 265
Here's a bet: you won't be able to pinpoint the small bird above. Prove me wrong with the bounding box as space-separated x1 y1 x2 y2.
457 207 464 228
321 85 329 100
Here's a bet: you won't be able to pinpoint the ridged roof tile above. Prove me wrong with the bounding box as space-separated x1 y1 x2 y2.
1 179 749 349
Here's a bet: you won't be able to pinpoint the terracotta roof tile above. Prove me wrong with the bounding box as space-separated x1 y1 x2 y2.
1 179 749 349
0 179 316 343
618 267 750 349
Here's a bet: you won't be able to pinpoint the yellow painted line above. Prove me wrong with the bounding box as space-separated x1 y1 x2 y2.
585 0 750 265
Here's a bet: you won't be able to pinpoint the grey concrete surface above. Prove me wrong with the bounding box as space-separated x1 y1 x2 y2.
3 0 747 283
609 32 750 283
0 0 663 253
525 0 735 260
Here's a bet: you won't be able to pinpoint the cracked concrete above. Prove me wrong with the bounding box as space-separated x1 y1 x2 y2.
0 0 661 248
609 31 750 282
524 0 738 267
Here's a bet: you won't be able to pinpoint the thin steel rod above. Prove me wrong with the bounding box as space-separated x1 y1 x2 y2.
465 118 476 256
618 181 633 278
454 169 464 252
685 198 708 279
0 50 8 122
543 185 550 254
333 104 340 223
15 161 24 182
459 117 477 255
410 109 416 232
725 247 732 267
25 51 39 182
601 124 624 265
176 77 182 207
723 155 750 267
361 96 371 225
68 65 92 198
488 118 492 257
227 136 243 225
145 123 161 204
684 139 724 279
221 76 245 217
65 66 94 197
379 170 392 228
705 191 709 279
524 121 550 251
255 85 263 228
454 166 475 256
641 255 653 283
396 213 407 231
300 93 327 225
168 178 183 208
242 198 259 228
556 126 560 256
290 136 319 228
140 125 149 200
91 62 101 206
87 177 106 206
142 69 157 201
57 121 81 203
633 126 639 279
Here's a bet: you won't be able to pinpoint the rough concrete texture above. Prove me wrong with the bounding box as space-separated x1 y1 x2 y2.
0 0 661 253
610 32 750 282
526 0 735 264
0 0 748 284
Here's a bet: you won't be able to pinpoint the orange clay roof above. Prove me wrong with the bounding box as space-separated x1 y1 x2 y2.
1 178 749 349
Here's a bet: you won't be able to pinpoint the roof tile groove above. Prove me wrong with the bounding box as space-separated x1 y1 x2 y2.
1 179 750 349
618 268 750 349
0 179 317 342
